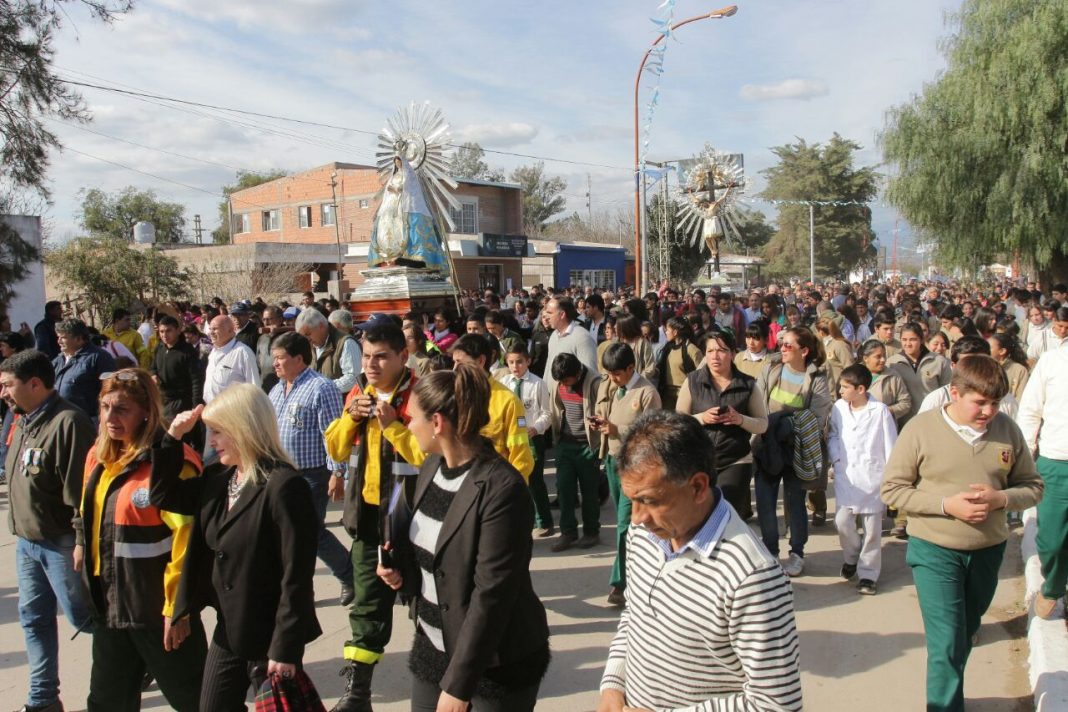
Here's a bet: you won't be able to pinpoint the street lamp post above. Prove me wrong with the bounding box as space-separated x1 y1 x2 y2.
633 4 738 295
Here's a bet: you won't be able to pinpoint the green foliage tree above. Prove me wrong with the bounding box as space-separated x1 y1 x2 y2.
881 0 1068 283
1 1 134 199
212 169 288 243
79 186 186 242
510 162 567 233
760 135 878 280
449 142 505 182
0 220 40 312
647 192 706 286
730 207 776 254
46 235 188 317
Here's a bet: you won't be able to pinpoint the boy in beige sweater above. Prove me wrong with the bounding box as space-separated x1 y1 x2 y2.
881 355 1043 712
592 342 661 607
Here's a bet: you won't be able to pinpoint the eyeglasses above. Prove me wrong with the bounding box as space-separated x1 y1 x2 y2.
99 370 139 382
779 342 798 350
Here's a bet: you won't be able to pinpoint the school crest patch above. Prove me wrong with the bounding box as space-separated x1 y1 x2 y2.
131 486 152 509
997 447 1013 469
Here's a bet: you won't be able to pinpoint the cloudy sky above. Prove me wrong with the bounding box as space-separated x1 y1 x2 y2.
42 0 962 252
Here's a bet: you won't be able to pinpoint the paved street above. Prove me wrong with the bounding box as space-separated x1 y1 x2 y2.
0 464 1033 711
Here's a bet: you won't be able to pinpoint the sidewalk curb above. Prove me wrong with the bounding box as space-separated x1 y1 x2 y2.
1021 507 1068 711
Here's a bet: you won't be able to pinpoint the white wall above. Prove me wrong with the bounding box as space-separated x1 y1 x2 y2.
1 215 46 333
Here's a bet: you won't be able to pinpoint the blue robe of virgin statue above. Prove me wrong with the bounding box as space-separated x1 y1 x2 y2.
367 157 449 272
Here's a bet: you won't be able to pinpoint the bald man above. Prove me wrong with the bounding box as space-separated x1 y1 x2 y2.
203 314 260 404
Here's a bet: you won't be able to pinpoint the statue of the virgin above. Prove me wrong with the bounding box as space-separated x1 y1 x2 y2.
367 156 449 271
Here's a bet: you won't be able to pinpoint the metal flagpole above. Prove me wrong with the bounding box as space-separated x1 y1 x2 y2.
809 203 815 283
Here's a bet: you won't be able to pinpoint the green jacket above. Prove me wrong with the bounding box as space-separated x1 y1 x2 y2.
6 393 95 541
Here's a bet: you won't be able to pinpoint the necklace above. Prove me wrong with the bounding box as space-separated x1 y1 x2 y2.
227 470 246 499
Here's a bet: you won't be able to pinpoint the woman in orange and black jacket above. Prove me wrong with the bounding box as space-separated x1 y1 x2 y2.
73 368 206 712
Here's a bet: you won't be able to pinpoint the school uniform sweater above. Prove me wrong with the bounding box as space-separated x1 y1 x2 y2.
595 374 661 459
881 409 1043 550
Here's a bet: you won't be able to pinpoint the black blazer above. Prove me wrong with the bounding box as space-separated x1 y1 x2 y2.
149 437 321 663
405 446 550 702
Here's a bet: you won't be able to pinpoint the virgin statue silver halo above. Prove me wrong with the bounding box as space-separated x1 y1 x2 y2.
674 144 748 256
375 101 460 232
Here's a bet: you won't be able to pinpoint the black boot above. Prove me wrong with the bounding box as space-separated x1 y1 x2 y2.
330 661 374 712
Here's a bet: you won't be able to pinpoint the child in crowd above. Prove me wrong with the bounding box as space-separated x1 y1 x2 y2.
828 364 897 595
497 342 553 536
881 355 1043 711
593 342 662 606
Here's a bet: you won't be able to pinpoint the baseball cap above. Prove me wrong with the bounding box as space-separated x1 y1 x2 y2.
356 313 400 331
229 303 251 316
282 306 301 320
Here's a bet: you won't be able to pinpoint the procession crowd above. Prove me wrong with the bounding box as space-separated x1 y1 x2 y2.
1 274 1066 712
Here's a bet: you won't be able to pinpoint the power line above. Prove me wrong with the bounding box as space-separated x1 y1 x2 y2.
62 146 223 197
55 75 631 172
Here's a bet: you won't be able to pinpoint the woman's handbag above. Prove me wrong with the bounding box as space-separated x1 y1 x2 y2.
254 672 327 712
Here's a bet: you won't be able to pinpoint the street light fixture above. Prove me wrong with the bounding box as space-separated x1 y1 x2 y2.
633 4 738 294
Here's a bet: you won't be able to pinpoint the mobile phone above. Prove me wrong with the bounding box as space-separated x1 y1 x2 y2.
716 406 727 416
378 546 394 569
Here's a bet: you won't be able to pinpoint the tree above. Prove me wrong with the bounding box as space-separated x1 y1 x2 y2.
730 207 776 254
448 142 505 182
760 135 878 280
45 235 188 319
79 186 186 242
183 253 312 304
213 169 288 243
881 0 1068 283
1 1 134 199
510 162 567 234
0 219 40 312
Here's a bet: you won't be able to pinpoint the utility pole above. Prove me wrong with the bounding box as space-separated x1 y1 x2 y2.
808 203 815 284
193 214 203 244
330 172 345 302
586 174 592 223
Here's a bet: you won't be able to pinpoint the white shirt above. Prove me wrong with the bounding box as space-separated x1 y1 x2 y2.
919 384 1019 421
828 398 897 513
940 405 986 445
496 370 552 435
204 337 261 403
137 321 154 348
1018 342 1068 459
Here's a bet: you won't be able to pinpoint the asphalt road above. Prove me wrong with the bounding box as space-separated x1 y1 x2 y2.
0 465 1033 711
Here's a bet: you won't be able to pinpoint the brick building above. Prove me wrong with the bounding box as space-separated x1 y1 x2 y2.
229 162 527 294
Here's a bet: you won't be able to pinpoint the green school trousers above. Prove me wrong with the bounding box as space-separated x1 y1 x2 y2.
605 454 631 590
1036 456 1068 599
906 536 1005 712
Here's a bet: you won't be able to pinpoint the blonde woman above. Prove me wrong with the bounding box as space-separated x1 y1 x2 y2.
74 368 206 711
159 384 322 711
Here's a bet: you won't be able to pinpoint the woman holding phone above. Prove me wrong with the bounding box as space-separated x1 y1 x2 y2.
676 330 768 519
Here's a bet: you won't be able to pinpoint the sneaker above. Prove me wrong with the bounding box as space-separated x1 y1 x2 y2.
841 563 857 580
1035 592 1060 620
857 579 877 595
533 526 555 538
576 533 600 549
551 533 578 553
811 511 826 526
782 553 804 577
606 587 625 607
339 582 355 607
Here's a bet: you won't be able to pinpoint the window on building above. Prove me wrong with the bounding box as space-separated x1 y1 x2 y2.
358 199 370 209
321 204 336 226
262 210 279 231
298 205 312 228
449 199 478 234
478 264 502 293
568 269 616 291
232 213 251 234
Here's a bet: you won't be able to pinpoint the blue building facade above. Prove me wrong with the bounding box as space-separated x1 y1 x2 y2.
554 244 626 291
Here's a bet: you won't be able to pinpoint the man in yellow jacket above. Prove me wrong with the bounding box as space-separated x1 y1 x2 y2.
103 308 150 369
448 333 534 480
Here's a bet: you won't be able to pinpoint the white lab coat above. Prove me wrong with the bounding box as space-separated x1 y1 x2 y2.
828 398 898 513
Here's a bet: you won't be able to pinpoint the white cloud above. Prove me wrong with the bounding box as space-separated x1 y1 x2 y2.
456 122 538 147
739 78 830 103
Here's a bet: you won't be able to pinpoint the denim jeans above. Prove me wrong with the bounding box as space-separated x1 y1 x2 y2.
16 533 93 707
303 467 355 584
754 467 808 558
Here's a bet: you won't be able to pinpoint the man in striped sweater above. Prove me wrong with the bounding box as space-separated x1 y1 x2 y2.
598 410 802 712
